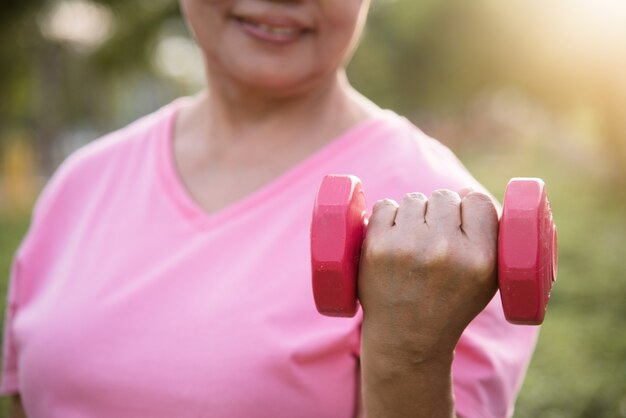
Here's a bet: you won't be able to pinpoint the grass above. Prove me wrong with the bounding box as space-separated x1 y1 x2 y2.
0 212 30 415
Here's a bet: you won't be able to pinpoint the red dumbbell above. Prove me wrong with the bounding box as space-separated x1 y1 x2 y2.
310 175 558 325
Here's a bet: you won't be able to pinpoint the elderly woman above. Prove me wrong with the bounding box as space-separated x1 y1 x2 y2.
1 1 537 417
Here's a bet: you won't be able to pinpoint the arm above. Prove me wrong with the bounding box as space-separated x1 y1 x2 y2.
360 352 455 417
354 360 464 418
357 190 499 417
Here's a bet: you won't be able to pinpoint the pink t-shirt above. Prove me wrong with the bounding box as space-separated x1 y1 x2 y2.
1 99 538 418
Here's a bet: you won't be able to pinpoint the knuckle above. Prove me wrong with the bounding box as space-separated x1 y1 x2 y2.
420 237 451 266
363 235 418 266
463 193 498 221
430 190 462 212
458 186 475 195
372 198 398 212
394 242 420 263
468 250 496 277
464 191 495 208
403 192 427 203
431 189 460 201
362 237 389 262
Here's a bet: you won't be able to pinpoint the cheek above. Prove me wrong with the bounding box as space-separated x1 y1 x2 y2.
180 0 227 51
322 0 367 26
318 1 368 56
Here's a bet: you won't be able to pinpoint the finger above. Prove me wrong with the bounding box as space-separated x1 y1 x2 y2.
460 191 499 243
425 189 462 232
394 192 428 230
367 199 399 236
458 186 475 199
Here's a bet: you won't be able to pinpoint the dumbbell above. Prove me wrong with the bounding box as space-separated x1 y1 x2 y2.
310 175 558 325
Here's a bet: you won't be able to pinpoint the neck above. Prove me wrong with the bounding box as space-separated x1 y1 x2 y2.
190 69 378 151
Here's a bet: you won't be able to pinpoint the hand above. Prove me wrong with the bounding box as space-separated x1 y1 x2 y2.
358 189 499 367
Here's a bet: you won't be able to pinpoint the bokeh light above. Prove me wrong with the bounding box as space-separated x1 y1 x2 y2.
38 0 114 50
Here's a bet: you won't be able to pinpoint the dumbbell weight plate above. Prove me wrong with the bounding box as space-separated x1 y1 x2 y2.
498 178 557 325
311 175 366 317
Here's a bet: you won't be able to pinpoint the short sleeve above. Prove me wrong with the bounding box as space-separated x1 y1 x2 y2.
0 256 22 394
452 294 539 418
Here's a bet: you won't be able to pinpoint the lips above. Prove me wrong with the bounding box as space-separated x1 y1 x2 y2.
233 14 312 44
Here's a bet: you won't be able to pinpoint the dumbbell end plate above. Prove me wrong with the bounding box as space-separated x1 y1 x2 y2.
311 175 366 317
499 178 558 325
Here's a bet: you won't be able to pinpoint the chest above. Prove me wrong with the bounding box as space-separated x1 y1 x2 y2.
13 195 360 417
174 134 324 215
184 162 292 214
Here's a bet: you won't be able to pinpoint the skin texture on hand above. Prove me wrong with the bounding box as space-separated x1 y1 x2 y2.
358 189 500 417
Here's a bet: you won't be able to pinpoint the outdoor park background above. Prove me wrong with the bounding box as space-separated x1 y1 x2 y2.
0 0 625 416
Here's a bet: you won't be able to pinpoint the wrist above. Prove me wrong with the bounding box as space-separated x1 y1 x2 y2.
361 319 456 376
363 343 454 383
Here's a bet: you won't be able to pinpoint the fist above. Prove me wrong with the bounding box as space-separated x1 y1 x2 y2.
358 189 499 364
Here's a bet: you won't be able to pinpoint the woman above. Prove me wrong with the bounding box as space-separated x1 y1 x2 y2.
1 1 538 417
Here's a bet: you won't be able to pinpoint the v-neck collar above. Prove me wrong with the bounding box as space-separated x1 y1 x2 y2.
156 99 395 230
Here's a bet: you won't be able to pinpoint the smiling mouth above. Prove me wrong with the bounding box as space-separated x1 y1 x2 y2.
233 16 311 43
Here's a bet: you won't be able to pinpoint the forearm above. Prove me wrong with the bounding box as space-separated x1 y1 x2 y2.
361 343 456 418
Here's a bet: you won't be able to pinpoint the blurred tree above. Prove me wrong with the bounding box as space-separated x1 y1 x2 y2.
0 2 42 166
0 0 180 175
1 0 624 180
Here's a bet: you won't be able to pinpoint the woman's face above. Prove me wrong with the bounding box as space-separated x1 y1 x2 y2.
180 0 370 95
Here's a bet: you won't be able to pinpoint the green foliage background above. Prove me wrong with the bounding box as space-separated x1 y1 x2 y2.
1 0 625 416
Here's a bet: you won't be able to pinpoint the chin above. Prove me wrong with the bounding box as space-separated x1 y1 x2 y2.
234 66 320 97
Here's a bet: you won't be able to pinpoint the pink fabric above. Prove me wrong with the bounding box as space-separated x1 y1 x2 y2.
1 99 538 418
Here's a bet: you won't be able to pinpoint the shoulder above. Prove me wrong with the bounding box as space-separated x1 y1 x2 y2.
53 100 178 188
38 101 178 211
351 111 484 204
16 99 182 259
392 113 476 184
